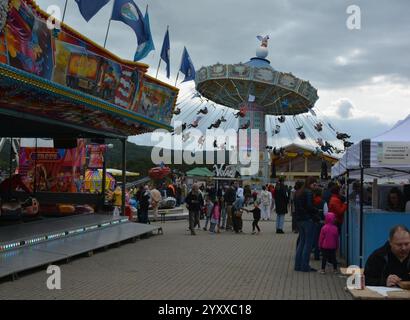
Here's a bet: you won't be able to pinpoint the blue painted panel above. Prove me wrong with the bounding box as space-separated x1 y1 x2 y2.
363 212 410 264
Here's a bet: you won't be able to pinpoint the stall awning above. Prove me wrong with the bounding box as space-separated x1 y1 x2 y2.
186 167 214 177
332 114 410 179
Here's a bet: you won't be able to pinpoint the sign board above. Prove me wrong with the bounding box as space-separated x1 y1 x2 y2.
377 142 410 165
213 164 238 178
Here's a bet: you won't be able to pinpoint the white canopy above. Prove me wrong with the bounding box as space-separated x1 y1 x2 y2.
332 114 410 179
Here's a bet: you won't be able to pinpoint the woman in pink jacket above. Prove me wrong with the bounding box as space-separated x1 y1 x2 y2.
318 212 339 274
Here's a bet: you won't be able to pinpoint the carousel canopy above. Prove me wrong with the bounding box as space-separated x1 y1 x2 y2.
195 59 318 115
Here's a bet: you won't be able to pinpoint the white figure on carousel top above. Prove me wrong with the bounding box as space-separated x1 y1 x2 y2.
256 35 269 59
257 35 269 48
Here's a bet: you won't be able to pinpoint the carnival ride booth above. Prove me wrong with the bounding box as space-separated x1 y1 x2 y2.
0 0 177 279
331 115 410 267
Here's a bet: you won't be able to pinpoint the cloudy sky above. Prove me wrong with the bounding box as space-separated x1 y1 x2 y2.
36 0 410 148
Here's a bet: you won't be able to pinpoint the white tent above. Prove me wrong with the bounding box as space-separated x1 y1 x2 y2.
332 114 410 179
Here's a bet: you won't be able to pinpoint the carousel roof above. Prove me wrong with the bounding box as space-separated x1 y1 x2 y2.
195 39 318 116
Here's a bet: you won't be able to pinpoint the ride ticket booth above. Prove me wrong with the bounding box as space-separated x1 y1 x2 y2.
0 0 178 279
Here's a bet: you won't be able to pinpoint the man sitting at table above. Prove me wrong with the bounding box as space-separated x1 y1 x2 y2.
364 225 410 286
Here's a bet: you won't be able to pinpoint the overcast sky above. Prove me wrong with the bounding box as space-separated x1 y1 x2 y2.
36 0 410 148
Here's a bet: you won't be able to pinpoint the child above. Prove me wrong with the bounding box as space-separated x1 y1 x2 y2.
318 212 339 274
203 196 214 231
209 199 221 233
243 202 261 234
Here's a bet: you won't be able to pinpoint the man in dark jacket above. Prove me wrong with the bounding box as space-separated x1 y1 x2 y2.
185 184 204 235
275 178 289 234
364 225 410 286
223 184 237 231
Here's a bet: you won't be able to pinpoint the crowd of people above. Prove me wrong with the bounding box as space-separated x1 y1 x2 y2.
184 180 292 236
115 175 409 284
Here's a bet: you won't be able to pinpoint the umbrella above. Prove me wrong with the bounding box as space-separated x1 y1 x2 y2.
84 169 116 193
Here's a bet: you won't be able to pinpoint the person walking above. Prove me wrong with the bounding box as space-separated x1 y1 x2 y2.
275 178 289 234
260 186 271 221
294 177 320 272
290 181 303 233
231 198 244 233
203 196 214 231
150 186 162 222
185 184 204 235
243 202 261 235
138 185 151 224
224 184 236 230
209 199 221 233
318 212 339 274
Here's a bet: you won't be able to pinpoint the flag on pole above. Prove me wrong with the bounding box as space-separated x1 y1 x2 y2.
160 29 171 78
111 0 146 45
179 47 196 83
133 6 155 61
75 0 110 22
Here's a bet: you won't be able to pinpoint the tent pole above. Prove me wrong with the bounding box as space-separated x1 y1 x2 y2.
359 153 364 268
102 143 107 211
8 137 13 198
121 138 126 216
346 169 350 267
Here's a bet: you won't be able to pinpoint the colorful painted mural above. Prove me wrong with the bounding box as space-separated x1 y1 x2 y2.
0 0 178 133
18 139 86 193
138 76 177 125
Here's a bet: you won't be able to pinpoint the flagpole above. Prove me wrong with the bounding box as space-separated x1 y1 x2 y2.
155 59 162 79
104 1 116 48
175 46 185 87
62 0 68 22
174 72 179 87
156 25 168 79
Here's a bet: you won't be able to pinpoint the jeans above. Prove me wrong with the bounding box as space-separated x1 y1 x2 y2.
189 210 199 231
220 207 226 228
276 214 285 230
225 205 233 230
312 223 323 260
294 220 316 272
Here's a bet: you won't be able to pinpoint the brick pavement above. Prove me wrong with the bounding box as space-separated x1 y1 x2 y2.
0 215 351 300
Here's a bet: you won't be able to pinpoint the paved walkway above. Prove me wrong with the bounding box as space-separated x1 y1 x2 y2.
0 216 351 300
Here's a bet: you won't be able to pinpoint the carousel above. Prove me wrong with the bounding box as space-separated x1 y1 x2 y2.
196 37 319 182
0 0 177 279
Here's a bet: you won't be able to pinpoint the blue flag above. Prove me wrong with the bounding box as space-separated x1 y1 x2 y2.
160 29 170 78
75 0 110 22
111 0 146 44
179 47 196 83
134 7 155 61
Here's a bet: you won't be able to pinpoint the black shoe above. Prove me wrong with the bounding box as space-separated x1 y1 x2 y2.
191 230 196 235
309 267 317 272
203 227 207 231
279 229 285 234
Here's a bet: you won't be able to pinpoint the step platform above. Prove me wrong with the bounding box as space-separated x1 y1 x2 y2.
0 214 162 279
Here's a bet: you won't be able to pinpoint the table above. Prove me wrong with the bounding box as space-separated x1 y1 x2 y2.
348 287 410 300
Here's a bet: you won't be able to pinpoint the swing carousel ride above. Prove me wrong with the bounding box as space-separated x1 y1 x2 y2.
172 36 353 182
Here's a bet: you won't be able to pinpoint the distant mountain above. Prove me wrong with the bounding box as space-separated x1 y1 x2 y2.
0 139 230 179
